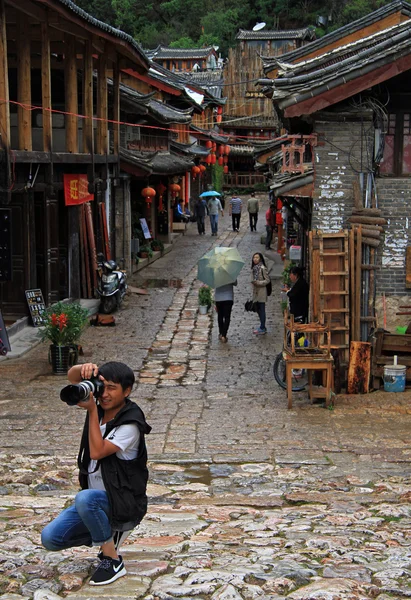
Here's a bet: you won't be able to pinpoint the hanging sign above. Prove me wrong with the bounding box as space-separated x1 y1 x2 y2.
25 289 46 327
139 218 151 240
64 174 94 206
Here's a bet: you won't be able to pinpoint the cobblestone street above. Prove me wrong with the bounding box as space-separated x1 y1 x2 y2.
1 208 411 600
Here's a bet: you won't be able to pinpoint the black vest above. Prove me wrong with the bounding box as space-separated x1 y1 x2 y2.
78 400 151 531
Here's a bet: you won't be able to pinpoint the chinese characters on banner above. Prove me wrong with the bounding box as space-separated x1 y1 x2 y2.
63 174 94 206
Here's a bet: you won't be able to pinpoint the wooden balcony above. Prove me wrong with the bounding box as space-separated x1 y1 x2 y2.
223 172 266 188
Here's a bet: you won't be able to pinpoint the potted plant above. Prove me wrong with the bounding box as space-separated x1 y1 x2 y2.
198 285 212 314
41 301 89 375
151 239 164 253
138 245 154 259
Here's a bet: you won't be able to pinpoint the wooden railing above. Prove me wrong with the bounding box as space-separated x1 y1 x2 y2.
223 172 266 188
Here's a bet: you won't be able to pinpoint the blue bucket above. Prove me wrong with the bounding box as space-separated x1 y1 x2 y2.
383 365 406 392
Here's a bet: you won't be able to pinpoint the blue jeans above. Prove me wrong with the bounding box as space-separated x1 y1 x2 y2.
256 302 266 330
41 489 112 550
209 214 218 234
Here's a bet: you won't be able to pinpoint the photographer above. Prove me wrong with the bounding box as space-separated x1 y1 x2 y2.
41 361 151 586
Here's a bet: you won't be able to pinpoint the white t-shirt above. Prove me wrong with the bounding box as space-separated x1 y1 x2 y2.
88 422 140 491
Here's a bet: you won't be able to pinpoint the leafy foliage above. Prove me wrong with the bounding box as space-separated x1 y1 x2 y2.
74 0 394 53
41 302 89 346
198 285 213 307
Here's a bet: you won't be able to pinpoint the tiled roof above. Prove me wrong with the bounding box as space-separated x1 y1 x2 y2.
150 46 216 60
262 0 411 70
236 28 315 41
190 125 230 144
171 141 210 156
120 148 194 175
258 18 411 115
52 0 148 68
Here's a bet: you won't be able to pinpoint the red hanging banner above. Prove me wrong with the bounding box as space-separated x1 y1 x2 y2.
64 174 94 206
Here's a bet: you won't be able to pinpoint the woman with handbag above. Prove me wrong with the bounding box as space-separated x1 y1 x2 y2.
251 253 270 335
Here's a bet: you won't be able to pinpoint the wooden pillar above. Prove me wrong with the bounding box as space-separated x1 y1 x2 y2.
0 0 10 150
17 13 32 151
112 57 120 157
65 34 78 153
83 40 93 154
68 206 80 299
96 53 107 155
41 21 52 153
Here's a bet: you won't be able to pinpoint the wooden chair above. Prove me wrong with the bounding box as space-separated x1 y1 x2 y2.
283 311 334 409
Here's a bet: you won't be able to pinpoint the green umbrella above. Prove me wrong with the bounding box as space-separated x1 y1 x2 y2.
197 247 245 288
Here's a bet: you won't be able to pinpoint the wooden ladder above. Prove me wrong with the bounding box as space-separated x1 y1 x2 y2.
317 230 350 366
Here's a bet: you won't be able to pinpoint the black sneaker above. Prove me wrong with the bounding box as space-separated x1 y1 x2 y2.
89 555 126 586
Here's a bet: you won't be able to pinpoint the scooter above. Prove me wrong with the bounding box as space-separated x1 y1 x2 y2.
96 256 127 314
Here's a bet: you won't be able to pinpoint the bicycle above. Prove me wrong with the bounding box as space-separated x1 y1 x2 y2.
273 314 309 392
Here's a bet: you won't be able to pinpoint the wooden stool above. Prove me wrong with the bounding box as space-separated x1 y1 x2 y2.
284 354 334 409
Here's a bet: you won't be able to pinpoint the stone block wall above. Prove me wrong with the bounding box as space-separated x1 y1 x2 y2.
312 113 373 231
375 178 411 296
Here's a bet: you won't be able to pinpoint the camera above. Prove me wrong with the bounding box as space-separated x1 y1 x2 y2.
60 376 104 406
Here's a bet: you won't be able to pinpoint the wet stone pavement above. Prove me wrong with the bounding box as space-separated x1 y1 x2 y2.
1 204 411 600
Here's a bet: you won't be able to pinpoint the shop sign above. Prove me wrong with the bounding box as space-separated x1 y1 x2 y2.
139 218 151 240
64 174 94 206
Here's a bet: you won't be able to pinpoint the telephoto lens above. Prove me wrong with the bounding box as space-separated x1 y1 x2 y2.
60 377 103 405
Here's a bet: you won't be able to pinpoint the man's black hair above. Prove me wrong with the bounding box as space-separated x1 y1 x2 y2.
251 192 255 197
99 362 135 391
251 252 267 269
290 266 303 278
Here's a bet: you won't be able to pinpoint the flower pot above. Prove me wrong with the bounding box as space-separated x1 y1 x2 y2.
49 344 78 375
139 252 149 259
199 305 208 315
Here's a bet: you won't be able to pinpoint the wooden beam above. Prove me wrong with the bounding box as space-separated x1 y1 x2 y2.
112 57 120 156
65 34 78 153
96 53 108 155
17 13 32 151
83 39 93 154
0 0 10 150
41 20 52 153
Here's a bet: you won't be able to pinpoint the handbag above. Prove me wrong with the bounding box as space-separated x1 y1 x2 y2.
245 299 258 312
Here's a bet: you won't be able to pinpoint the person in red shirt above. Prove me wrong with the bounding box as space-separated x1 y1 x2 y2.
265 203 276 250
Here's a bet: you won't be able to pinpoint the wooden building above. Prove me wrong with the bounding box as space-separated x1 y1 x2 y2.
257 0 411 347
0 0 150 322
148 46 220 73
220 27 315 188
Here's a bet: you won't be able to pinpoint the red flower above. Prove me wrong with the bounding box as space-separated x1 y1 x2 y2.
58 314 68 331
51 313 58 326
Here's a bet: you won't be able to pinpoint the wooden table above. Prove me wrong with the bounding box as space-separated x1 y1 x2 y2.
284 353 334 409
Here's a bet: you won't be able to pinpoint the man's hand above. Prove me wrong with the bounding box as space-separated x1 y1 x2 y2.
80 363 99 379
77 391 98 413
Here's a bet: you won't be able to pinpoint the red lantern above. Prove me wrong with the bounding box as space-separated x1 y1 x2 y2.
223 165 229 174
225 145 231 155
199 164 206 173
223 155 228 164
205 140 212 149
205 154 212 165
216 115 222 123
218 145 224 155
169 183 181 198
210 153 216 165
191 165 201 179
218 156 224 166
217 106 223 115
142 186 156 204
212 142 217 152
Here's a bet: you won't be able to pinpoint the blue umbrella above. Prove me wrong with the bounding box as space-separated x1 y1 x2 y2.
199 190 221 197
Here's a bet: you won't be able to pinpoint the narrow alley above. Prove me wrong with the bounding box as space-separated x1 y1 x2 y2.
1 211 411 600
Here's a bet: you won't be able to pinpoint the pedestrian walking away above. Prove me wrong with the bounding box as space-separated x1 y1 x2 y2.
247 192 259 231
41 361 151 586
207 196 224 236
194 196 208 235
251 253 270 335
229 194 242 232
283 266 309 322
215 281 237 343
265 202 276 250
